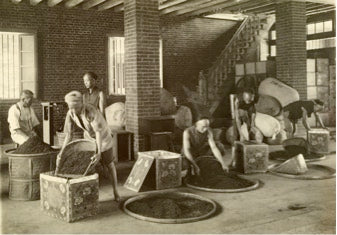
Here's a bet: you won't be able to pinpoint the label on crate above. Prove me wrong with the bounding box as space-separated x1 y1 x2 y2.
156 158 181 190
124 155 155 192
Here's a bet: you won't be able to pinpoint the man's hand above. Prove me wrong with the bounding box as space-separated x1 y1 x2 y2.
222 165 229 173
91 153 101 165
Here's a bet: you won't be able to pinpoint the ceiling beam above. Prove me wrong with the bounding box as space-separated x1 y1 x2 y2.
48 0 64 7
114 3 124 12
183 0 253 17
159 0 188 10
305 0 335 6
160 0 212 15
306 5 336 14
97 0 123 11
11 0 22 4
224 0 273 14
243 2 275 13
82 0 106 9
65 0 84 8
30 0 44 5
170 0 235 16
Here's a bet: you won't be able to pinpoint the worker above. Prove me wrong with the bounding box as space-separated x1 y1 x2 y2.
55 91 120 201
83 72 105 114
234 87 261 142
182 115 228 177
283 99 326 136
7 90 40 145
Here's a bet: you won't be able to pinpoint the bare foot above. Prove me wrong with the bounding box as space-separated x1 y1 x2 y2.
114 194 121 202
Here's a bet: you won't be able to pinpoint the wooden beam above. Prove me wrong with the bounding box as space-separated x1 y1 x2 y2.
30 0 44 5
11 0 22 4
183 0 253 17
48 0 64 7
97 0 123 11
159 0 187 10
82 0 106 9
303 0 335 6
242 2 275 13
160 0 212 15
170 0 234 16
114 3 124 12
307 7 335 15
224 0 273 14
65 0 84 8
306 5 336 14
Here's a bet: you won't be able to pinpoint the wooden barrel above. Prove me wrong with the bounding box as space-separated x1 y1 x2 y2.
5 150 57 201
258 77 299 107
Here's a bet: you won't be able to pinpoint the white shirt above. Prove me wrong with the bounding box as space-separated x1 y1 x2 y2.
64 103 113 152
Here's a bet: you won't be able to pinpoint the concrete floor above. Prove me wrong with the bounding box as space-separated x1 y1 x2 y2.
0 139 335 234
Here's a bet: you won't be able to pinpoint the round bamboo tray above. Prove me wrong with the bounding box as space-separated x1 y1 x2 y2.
269 150 326 162
268 164 336 180
123 192 217 224
185 178 260 193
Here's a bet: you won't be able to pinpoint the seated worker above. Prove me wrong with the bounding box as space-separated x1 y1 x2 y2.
234 87 261 142
182 116 228 177
82 72 105 114
55 91 120 201
7 90 40 145
283 99 326 136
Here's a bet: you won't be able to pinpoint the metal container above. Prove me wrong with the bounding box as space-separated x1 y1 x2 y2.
5 149 57 201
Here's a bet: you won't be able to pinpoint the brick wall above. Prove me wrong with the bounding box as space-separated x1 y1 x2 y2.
161 17 238 104
124 0 161 152
276 0 307 99
0 0 123 142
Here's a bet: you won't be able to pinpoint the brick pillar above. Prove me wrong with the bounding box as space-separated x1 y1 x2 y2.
276 0 307 99
124 0 161 153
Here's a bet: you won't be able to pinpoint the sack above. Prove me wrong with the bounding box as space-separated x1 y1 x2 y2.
258 77 299 107
254 112 281 138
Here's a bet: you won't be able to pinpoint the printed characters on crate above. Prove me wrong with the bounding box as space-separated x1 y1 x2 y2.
55 91 120 201
181 114 229 178
234 87 263 143
7 90 40 145
283 99 327 136
83 72 105 114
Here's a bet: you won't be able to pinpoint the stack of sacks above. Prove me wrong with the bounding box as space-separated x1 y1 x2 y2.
254 77 300 144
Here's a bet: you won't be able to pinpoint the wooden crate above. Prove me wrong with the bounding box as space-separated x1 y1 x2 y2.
124 150 181 192
112 130 134 162
139 116 175 134
40 172 99 222
307 129 330 154
234 141 269 174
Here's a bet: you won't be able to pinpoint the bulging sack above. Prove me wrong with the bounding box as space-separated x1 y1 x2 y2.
254 112 281 138
258 77 299 107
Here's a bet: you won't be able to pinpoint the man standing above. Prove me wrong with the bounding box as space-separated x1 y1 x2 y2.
8 90 40 145
55 91 120 201
283 99 327 136
182 116 228 176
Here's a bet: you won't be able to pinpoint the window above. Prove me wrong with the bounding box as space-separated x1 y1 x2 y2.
108 36 163 95
270 45 276 57
0 32 37 99
307 20 334 35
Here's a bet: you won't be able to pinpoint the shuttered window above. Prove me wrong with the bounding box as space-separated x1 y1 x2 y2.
0 32 37 99
108 36 163 95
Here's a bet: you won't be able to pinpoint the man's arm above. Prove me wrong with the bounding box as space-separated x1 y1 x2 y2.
8 105 30 141
314 112 326 129
98 91 105 114
301 107 311 131
208 129 228 172
183 130 200 175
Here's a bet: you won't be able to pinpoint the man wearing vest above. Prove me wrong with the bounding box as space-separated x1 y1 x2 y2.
7 90 40 145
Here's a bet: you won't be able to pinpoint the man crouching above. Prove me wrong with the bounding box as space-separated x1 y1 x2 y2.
182 116 229 177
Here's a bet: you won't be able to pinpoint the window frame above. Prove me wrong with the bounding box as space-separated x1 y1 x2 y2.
0 29 38 102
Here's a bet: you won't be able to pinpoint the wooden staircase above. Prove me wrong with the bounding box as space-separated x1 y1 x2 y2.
198 14 275 106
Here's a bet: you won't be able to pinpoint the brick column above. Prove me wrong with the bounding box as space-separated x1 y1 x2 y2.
124 0 161 153
276 0 307 99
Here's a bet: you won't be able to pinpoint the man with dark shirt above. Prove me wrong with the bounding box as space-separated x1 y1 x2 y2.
234 87 260 141
283 99 326 136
